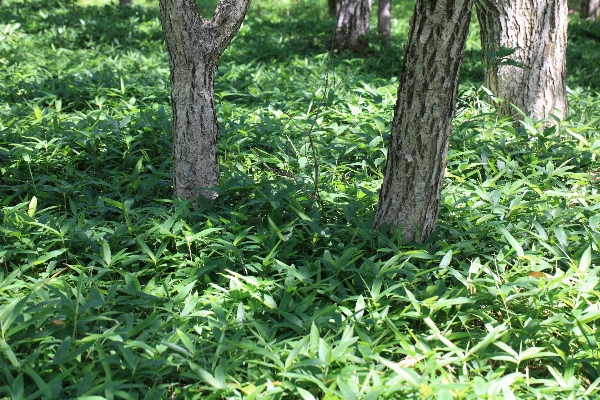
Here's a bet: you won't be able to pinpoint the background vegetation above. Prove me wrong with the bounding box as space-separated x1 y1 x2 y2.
0 0 599 398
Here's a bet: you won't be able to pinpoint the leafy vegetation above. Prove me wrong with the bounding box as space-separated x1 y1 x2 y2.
1 0 599 398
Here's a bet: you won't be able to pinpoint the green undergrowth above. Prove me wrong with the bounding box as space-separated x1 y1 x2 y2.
1 0 600 398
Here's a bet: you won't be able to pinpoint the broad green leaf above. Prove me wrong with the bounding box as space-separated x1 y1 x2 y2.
188 362 224 389
12 374 24 400
52 336 72 364
494 341 518 358
378 357 421 385
499 227 524 257
355 295 365 321
297 387 317 400
590 215 600 231
236 302 245 324
331 326 358 360
28 196 37 217
336 376 358 400
281 312 304 329
136 236 156 262
285 336 308 370
310 323 320 353
33 249 66 266
181 295 199 317
0 338 20 367
263 294 277 309
101 241 111 266
176 329 195 354
518 347 548 361
579 245 592 272
579 310 600 324
23 365 51 398
1 294 31 335
214 365 226 389
466 323 507 357
439 250 452 269
127 310 160 338
185 228 223 242
318 338 331 364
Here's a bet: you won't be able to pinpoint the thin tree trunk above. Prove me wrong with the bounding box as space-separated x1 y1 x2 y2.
372 0 473 243
476 0 568 121
120 0 133 5
336 0 371 51
159 0 251 200
581 0 600 19
377 0 391 44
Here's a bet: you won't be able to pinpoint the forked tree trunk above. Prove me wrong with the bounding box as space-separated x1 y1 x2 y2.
476 0 568 121
581 0 600 19
336 0 371 51
377 0 391 43
159 0 251 200
372 0 473 243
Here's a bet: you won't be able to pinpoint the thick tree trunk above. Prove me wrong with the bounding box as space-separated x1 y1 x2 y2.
377 0 391 43
476 0 568 121
581 0 600 19
335 0 371 51
372 0 473 243
159 0 251 200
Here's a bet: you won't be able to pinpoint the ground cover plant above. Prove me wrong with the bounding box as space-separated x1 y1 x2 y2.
0 0 599 398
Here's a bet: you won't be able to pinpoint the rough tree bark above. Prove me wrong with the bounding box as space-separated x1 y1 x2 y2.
580 0 600 19
372 0 473 243
159 0 251 200
336 0 371 51
476 0 568 121
377 0 391 43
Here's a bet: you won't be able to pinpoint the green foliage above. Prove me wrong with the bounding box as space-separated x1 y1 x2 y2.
0 0 599 398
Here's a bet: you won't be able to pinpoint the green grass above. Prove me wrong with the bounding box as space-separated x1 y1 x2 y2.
1 0 600 398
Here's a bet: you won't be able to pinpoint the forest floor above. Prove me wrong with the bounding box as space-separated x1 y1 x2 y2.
1 0 600 398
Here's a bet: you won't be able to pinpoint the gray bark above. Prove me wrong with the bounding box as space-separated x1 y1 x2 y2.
372 0 473 243
336 0 371 51
476 0 568 121
377 0 391 43
159 0 251 200
581 0 600 19
119 0 133 5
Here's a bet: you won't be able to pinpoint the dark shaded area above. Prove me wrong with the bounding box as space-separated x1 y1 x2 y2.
461 49 486 83
567 18 600 90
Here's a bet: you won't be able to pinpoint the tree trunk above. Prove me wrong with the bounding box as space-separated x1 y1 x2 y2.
581 0 600 19
335 0 371 51
372 0 473 243
377 0 391 43
159 0 251 200
476 0 568 121
119 0 133 5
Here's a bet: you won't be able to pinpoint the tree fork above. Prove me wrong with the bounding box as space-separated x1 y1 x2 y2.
159 0 251 200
